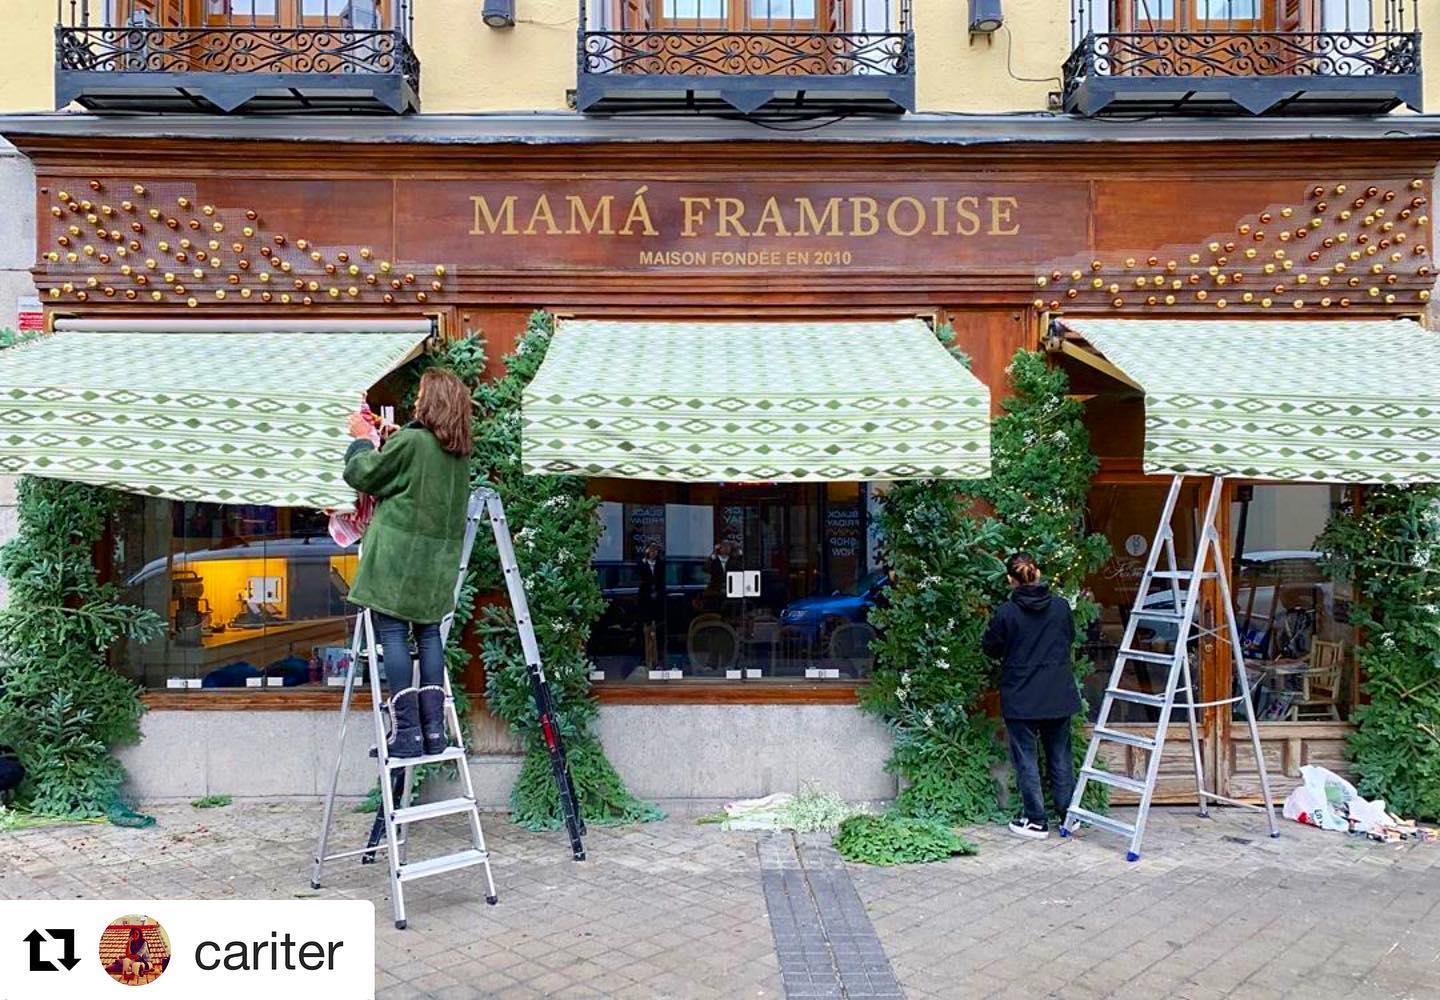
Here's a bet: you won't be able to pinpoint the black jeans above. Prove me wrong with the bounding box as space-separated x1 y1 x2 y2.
1005 716 1076 825
372 611 445 693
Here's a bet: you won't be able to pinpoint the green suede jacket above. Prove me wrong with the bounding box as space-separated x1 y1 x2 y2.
343 424 470 624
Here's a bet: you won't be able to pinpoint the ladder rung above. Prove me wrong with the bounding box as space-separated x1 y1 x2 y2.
391 797 476 825
1066 806 1135 837
1118 648 1178 665
1106 687 1167 708
1131 609 1185 622
1080 767 1148 794
382 746 467 769
397 848 490 882
1151 571 1216 580
1093 727 1157 750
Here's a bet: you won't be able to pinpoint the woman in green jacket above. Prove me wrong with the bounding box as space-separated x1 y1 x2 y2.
344 368 472 758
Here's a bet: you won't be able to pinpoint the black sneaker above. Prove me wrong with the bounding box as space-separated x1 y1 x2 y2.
1008 818 1049 840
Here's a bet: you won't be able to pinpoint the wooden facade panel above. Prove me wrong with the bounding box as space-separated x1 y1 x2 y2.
940 307 1033 413
1225 732 1355 800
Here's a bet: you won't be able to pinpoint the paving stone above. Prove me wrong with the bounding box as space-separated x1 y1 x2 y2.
5 803 1439 997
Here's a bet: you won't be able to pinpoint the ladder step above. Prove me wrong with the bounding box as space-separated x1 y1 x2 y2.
1118 648 1180 665
1080 767 1148 794
1106 687 1167 708
1151 571 1216 580
1093 727 1157 750
382 746 467 769
397 848 490 883
391 797 477 825
1067 806 1136 838
1131 609 1185 622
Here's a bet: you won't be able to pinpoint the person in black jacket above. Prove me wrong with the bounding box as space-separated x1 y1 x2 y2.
982 552 1082 840
636 542 666 668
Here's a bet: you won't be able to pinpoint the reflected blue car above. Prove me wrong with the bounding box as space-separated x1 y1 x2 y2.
778 569 890 643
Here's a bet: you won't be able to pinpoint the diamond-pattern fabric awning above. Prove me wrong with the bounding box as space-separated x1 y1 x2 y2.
521 319 991 482
0 323 429 507
1059 319 1440 484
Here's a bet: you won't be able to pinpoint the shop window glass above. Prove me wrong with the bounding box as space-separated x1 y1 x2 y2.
113 499 359 691
1230 484 1357 723
587 481 876 683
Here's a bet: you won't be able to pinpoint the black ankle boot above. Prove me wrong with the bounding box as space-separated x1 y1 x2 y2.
417 685 448 755
386 687 423 759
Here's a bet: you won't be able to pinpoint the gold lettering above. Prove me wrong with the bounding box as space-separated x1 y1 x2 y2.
848 197 879 237
930 197 948 236
566 195 614 235
716 198 749 237
470 195 517 235
988 196 1020 236
955 196 982 236
681 197 711 237
524 195 561 236
885 196 925 237
753 197 791 237
794 197 843 237
620 186 659 236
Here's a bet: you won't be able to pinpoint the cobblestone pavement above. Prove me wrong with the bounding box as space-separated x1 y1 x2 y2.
2 802 1438 999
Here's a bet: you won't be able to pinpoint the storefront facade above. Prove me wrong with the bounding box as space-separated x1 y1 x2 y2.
3 114 1439 805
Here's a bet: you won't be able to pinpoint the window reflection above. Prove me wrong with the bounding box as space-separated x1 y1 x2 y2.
587 481 878 683
116 500 359 690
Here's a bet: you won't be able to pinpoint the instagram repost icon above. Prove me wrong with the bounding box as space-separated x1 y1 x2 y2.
100 914 171 986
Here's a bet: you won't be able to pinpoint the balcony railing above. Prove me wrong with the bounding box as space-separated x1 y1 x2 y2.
575 0 914 114
1063 0 1421 115
55 0 420 113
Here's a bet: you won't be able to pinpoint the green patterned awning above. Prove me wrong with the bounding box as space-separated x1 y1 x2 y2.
522 319 991 482
0 323 429 508
1060 319 1440 485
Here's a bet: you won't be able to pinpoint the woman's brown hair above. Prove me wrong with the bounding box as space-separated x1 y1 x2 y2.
415 368 473 457
1005 552 1041 585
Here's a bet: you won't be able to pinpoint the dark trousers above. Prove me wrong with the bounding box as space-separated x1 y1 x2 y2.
1005 716 1076 825
372 611 445 692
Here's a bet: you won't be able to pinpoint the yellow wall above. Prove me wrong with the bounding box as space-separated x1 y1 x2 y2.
0 0 55 112
916 0 1071 114
415 0 575 112
1 0 1438 115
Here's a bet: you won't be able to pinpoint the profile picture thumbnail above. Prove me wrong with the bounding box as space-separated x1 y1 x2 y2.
100 914 171 986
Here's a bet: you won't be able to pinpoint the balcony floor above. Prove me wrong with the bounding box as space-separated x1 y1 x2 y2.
576 72 914 115
57 70 420 114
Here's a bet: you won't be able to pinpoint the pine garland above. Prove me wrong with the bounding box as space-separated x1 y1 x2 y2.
857 338 1110 830
860 326 1007 825
0 479 163 818
457 312 661 830
978 350 1112 816
1319 485 1440 821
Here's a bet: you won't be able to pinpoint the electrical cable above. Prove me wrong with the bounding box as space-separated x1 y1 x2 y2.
1000 23 1062 88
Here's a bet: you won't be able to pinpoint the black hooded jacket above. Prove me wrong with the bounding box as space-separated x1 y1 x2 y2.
982 583 1083 720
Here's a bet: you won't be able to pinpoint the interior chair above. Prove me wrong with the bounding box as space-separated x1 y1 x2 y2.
1288 639 1345 721
825 622 877 678
687 616 738 674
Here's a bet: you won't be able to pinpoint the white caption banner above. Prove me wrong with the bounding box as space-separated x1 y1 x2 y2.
0 899 374 999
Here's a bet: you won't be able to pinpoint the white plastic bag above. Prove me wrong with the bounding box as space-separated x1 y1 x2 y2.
1282 765 1361 832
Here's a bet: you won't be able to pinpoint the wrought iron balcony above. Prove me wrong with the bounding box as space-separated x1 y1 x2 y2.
575 0 914 114
55 1 419 114
1063 0 1421 116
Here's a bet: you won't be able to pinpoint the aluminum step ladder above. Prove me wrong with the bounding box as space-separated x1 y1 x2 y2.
312 487 586 928
1061 474 1279 861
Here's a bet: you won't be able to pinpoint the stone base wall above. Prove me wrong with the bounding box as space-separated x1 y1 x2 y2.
117 704 897 808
